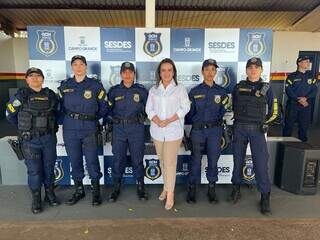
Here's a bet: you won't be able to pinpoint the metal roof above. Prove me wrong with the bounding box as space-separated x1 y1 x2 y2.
0 0 319 34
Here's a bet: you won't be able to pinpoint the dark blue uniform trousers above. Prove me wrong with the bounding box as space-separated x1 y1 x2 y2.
63 130 102 181
112 123 145 181
23 134 57 190
232 127 271 193
283 102 311 142
188 127 223 184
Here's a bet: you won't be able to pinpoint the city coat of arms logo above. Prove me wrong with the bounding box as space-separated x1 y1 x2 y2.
215 67 231 88
246 32 266 57
145 159 161 181
36 30 58 57
243 156 256 181
109 65 121 86
143 32 162 57
54 159 64 183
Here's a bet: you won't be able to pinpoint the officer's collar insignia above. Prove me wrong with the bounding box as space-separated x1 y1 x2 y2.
115 96 124 101
83 90 92 99
214 95 221 104
194 94 205 99
133 93 140 102
12 99 22 107
307 79 312 84
145 159 161 181
63 88 74 93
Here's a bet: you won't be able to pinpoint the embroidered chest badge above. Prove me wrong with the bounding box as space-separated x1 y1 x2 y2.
133 94 140 102
83 90 92 99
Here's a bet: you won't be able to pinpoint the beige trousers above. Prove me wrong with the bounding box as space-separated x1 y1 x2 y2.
153 138 182 192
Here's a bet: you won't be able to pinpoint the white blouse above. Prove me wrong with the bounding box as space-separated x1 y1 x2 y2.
146 80 190 141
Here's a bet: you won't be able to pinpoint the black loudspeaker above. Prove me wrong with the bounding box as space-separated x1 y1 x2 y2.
277 142 320 195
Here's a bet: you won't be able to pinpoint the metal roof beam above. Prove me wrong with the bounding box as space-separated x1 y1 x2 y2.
0 4 145 11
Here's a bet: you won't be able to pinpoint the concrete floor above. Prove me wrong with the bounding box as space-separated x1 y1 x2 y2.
1 184 320 221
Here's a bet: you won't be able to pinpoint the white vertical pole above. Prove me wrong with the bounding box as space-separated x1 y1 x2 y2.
145 0 156 28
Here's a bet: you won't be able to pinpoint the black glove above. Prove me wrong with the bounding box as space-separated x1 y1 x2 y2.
182 130 192 151
260 124 269 133
105 123 113 143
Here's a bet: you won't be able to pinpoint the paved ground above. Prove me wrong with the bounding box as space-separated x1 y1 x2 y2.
1 184 320 220
1 218 319 240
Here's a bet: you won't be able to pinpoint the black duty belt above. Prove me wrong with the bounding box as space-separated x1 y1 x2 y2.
192 121 222 130
233 122 260 130
19 130 53 140
65 110 96 121
113 117 139 124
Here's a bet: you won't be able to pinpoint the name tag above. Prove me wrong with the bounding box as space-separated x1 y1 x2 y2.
115 96 124 101
194 94 205 99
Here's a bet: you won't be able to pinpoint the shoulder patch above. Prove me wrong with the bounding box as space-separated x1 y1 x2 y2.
7 103 16 113
12 99 22 107
98 90 105 100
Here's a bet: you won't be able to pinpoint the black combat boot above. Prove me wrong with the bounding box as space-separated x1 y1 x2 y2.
91 180 102 206
65 181 85 205
228 184 241 204
186 183 196 203
109 178 121 202
260 192 271 215
137 180 148 201
31 189 42 214
44 184 60 206
207 183 219 203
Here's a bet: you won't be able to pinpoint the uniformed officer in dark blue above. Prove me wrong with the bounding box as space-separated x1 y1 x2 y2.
186 59 229 204
58 55 108 206
107 62 148 202
230 57 278 215
6 67 60 214
283 56 318 142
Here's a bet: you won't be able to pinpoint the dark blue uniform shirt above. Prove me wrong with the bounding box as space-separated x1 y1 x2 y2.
58 76 108 131
187 82 229 124
107 81 148 120
285 70 317 102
